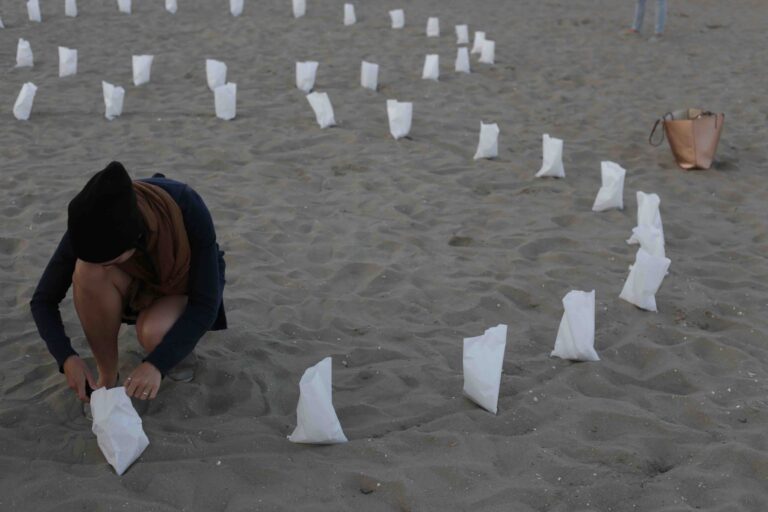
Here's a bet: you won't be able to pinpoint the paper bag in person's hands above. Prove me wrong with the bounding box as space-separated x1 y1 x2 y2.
91 387 149 476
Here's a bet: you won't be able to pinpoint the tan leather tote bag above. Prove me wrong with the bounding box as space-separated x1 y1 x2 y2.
649 109 725 170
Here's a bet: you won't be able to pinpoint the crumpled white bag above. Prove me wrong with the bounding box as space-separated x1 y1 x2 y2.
479 39 495 64
214 82 237 120
132 55 154 86
389 9 404 29
117 0 131 14
535 133 565 178
306 92 335 128
292 0 305 18
16 39 33 68
165 0 177 14
360 61 378 91
91 387 149 476
627 191 664 244
102 81 125 120
628 225 665 258
13 82 37 121
426 17 439 37
27 0 41 22
471 31 486 54
387 99 412 140
230 0 243 16
65 0 78 17
288 357 348 444
455 47 470 74
343 3 355 25
551 290 599 362
422 54 439 81
463 324 507 414
619 248 671 312
59 47 78 78
592 161 626 212
206 59 227 91
455 24 469 44
296 61 318 93
473 122 499 160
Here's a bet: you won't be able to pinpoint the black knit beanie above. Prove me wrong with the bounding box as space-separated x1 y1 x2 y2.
67 161 143 263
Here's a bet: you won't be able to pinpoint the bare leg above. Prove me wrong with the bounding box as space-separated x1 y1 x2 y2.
72 260 132 388
136 295 188 353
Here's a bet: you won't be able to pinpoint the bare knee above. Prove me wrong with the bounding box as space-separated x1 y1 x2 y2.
136 315 169 352
136 297 187 353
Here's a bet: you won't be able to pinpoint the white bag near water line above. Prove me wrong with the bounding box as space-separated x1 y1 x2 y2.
292 0 306 18
65 0 78 17
117 0 131 14
551 290 599 362
387 99 412 140
58 47 77 78
360 61 379 91
455 47 470 73
13 82 37 121
463 324 507 414
619 248 671 312
16 39 33 68
306 92 336 128
288 357 348 444
471 31 486 54
27 0 41 22
426 17 439 37
165 0 177 14
455 24 469 44
214 82 237 120
627 191 664 243
422 54 439 81
91 387 149 476
479 39 495 64
132 55 154 86
343 3 355 25
230 0 243 16
296 61 318 93
389 9 404 29
206 59 227 91
592 161 626 212
473 122 499 160
535 133 565 178
102 81 125 120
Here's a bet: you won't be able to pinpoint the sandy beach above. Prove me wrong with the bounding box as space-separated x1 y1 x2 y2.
1 0 768 510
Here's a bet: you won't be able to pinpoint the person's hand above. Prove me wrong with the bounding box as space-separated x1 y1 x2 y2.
124 362 162 400
63 355 97 403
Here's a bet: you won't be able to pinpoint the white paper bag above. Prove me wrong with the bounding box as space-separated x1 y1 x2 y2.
306 92 335 128
16 39 33 68
387 99 412 140
295 61 318 93
551 290 599 362
13 82 37 121
102 81 125 120
230 0 242 16
132 55 153 86
206 59 227 91
389 9 404 29
463 324 507 414
473 122 499 160
91 387 149 476
360 61 378 91
288 357 347 444
619 248 671 312
343 3 355 25
117 0 131 14
455 47 470 73
165 0 177 14
27 0 41 22
592 161 626 212
471 31 486 54
627 191 664 243
535 133 565 178
479 40 495 64
422 54 439 81
65 0 78 17
426 17 439 37
628 225 665 258
455 24 469 44
214 82 237 120
292 0 305 18
58 47 78 77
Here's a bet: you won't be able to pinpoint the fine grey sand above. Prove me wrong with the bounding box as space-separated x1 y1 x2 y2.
1 0 768 510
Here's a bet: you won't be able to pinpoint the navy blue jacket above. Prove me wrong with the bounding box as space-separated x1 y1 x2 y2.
30 176 226 375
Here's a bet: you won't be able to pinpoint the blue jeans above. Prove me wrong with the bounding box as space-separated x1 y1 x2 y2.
632 0 667 34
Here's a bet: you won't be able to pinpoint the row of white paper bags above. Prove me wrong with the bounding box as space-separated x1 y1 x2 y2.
13 81 126 121
19 0 176 19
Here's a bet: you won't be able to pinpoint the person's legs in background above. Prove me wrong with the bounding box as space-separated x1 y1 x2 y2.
655 0 667 35
631 0 647 32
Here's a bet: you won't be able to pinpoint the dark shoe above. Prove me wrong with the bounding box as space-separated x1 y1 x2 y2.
167 352 197 383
